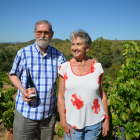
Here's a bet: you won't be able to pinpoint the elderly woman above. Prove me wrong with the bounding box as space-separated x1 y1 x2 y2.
58 29 109 140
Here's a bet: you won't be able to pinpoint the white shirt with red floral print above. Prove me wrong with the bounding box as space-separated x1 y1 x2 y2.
58 61 105 129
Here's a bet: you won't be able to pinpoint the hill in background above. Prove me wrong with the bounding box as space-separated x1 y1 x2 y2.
0 37 140 76
0 37 140 70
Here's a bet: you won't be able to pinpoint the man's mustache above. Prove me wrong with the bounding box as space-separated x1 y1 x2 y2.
38 37 48 41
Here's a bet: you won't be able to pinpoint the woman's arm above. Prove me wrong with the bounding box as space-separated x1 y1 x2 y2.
58 76 74 139
100 75 109 137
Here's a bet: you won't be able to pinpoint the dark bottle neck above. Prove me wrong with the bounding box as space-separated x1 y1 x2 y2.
26 69 31 78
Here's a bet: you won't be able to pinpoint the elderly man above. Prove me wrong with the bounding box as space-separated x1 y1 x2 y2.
9 20 66 140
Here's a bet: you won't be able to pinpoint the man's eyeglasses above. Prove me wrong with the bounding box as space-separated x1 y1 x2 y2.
35 31 51 36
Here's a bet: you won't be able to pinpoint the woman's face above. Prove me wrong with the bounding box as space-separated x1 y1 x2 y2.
71 37 90 59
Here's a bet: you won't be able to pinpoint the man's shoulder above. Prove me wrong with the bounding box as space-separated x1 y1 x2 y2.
49 45 63 55
22 43 35 50
17 43 36 54
48 45 66 63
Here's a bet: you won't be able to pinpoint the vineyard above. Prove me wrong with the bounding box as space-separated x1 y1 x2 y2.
106 41 140 140
0 40 140 140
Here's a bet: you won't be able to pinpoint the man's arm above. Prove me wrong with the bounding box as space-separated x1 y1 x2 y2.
88 57 98 63
9 74 34 102
92 58 98 63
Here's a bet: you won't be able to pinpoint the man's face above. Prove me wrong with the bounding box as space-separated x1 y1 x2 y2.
34 23 54 48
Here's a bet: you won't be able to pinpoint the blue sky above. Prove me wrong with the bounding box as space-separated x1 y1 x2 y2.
0 0 140 42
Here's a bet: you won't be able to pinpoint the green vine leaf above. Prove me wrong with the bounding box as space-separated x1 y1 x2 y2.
136 101 140 113
133 132 139 139
116 129 121 139
125 132 131 140
121 112 128 121
133 121 138 127
130 100 137 111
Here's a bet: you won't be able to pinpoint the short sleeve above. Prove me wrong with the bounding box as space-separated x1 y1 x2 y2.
97 63 104 75
58 62 67 78
9 49 24 77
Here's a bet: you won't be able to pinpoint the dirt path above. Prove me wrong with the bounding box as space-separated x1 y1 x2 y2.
0 123 8 140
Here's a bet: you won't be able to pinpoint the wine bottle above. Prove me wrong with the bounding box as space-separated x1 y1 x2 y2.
26 69 37 99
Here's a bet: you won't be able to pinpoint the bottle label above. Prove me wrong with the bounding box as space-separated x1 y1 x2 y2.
26 88 37 98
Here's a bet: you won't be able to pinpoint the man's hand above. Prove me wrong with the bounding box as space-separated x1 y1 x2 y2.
61 122 74 139
9 74 35 102
102 119 109 137
92 58 98 63
22 89 35 102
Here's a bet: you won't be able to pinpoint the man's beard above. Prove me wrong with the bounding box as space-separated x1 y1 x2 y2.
36 37 50 48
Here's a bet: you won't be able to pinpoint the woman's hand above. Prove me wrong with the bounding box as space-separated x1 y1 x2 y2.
61 122 74 139
102 119 109 137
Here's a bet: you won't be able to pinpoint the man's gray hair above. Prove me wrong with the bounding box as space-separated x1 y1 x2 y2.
70 29 92 46
35 20 53 32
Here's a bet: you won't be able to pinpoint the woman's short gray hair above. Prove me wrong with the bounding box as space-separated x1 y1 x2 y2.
70 29 92 46
35 20 53 32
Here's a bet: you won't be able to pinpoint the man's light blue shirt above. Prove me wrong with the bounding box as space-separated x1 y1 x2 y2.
9 42 66 120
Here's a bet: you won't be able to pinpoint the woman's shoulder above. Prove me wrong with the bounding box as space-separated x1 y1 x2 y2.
60 61 70 69
61 61 70 65
94 62 102 67
94 62 104 74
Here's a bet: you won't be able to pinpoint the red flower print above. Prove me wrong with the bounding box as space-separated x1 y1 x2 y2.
71 94 84 110
64 72 68 84
92 99 100 114
73 125 78 129
98 74 101 85
59 65 62 71
89 62 95 73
